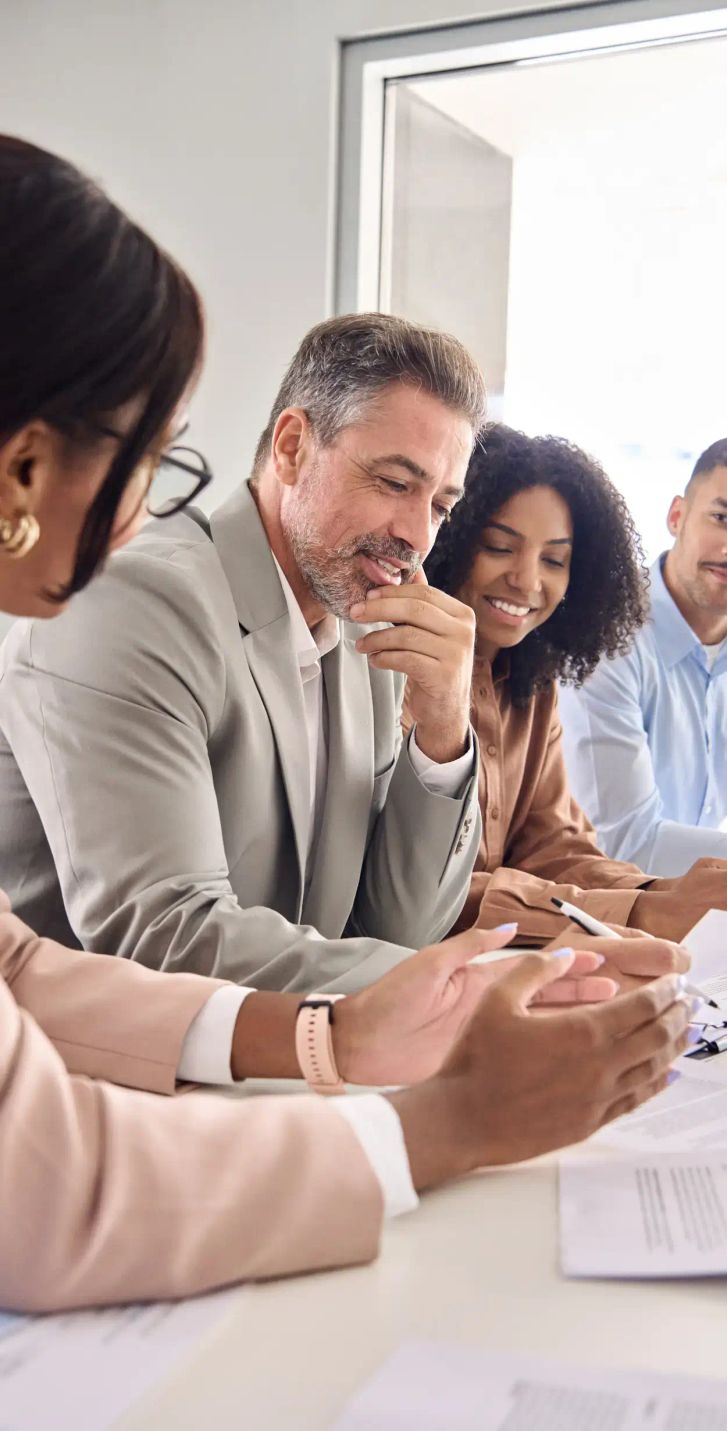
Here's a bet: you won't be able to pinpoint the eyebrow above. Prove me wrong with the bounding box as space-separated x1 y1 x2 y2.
486 520 573 547
372 453 464 501
709 498 727 510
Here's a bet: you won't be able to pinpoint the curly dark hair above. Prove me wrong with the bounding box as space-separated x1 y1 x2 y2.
425 423 649 707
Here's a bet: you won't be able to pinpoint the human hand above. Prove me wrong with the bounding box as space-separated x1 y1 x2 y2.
349 567 474 763
632 857 727 941
388 953 693 1190
334 925 618 1086
545 932 690 996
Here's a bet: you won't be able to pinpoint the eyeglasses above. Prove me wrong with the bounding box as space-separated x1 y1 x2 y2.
96 425 213 519
145 444 213 518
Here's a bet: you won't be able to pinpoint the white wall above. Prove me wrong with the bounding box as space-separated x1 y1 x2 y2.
0 0 595 504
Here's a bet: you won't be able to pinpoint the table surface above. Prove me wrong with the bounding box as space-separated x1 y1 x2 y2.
117 1081 727 1431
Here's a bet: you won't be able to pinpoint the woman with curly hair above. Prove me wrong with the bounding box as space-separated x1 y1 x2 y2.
423 423 723 949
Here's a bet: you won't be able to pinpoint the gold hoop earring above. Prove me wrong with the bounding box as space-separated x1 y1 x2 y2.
0 513 40 559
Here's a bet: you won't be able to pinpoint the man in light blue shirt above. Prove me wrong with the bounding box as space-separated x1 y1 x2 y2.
560 439 727 877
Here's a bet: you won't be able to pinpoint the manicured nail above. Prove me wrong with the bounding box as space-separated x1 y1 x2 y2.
666 1069 681 1085
688 996 703 1017
495 922 518 934
591 954 606 967
677 974 689 992
552 946 574 959
686 1026 704 1045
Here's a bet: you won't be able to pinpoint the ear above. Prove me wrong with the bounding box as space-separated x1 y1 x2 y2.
270 408 314 489
666 494 684 539
0 422 57 518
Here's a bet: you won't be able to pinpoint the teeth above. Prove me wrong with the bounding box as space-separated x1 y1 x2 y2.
377 560 400 576
489 597 530 616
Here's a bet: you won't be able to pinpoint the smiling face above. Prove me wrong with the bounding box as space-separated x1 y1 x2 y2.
456 484 573 661
271 382 474 620
664 466 727 641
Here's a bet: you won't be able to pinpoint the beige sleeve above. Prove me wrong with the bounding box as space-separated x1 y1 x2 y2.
0 899 228 1093
0 973 383 1312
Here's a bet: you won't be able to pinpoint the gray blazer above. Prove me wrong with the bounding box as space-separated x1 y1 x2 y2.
0 482 480 993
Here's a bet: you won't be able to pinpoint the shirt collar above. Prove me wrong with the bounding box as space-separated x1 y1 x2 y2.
649 554 704 671
273 557 340 673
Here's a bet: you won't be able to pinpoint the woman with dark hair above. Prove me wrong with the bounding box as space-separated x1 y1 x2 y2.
424 423 725 951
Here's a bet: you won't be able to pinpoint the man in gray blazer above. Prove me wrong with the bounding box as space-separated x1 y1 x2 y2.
0 314 485 992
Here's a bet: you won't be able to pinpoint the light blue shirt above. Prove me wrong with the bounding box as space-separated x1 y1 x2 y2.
559 554 727 876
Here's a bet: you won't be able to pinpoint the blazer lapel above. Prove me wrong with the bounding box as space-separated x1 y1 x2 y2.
210 483 310 899
304 631 374 933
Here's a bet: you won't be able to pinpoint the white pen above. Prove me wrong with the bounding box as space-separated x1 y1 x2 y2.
550 896 723 1012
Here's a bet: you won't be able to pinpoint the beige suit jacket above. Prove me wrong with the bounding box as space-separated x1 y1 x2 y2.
0 893 382 1313
0 482 479 993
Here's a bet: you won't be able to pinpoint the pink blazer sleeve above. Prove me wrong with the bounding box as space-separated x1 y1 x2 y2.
0 892 229 1093
0 973 383 1312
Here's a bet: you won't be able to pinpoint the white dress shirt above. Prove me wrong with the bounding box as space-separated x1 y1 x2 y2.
177 562 476 1219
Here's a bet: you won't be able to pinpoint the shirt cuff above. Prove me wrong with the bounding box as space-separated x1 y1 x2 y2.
329 1094 419 1219
176 985 257 1085
408 725 475 796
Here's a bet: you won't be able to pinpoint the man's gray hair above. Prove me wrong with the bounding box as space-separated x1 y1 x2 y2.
252 312 487 475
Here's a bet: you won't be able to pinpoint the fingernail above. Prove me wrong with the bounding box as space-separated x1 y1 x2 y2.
686 1026 704 1045
495 922 518 934
666 1069 681 1085
350 603 364 618
591 954 606 967
688 996 703 1017
552 946 574 959
677 974 689 992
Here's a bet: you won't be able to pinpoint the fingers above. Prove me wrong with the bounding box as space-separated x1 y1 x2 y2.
356 624 450 659
590 971 686 1042
351 586 470 627
601 1071 672 1128
488 949 577 1011
605 936 690 978
427 923 518 979
614 997 692 1087
530 975 619 1005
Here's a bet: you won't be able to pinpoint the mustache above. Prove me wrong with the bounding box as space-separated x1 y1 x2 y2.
350 535 422 581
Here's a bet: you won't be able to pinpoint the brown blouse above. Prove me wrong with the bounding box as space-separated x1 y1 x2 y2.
407 659 649 945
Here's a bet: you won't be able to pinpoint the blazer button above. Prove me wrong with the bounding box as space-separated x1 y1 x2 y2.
487 744 497 756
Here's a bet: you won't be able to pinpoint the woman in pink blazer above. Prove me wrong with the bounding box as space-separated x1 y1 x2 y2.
0 137 692 1313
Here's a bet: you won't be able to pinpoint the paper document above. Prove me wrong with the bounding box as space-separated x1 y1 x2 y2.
684 909 727 1003
0 1287 239 1431
333 1341 727 1429
559 1152 727 1276
596 1057 727 1152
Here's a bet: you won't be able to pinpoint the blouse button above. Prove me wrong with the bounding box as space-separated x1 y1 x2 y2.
487 744 497 756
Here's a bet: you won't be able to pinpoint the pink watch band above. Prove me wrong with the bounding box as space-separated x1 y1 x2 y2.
295 995 346 1095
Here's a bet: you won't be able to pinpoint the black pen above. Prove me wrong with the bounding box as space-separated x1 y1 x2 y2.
686 1031 727 1060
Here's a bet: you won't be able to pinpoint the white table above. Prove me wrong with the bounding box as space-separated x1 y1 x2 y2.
117 1082 727 1431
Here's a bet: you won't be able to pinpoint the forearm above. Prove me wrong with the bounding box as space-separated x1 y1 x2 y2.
353 738 480 948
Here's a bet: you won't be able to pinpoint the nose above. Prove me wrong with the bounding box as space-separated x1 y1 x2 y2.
389 493 437 561
506 547 542 599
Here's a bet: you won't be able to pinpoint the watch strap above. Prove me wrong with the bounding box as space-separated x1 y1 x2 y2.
295 994 345 1095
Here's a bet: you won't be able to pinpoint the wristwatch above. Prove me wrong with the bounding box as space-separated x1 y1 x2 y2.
295 994 346 1094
